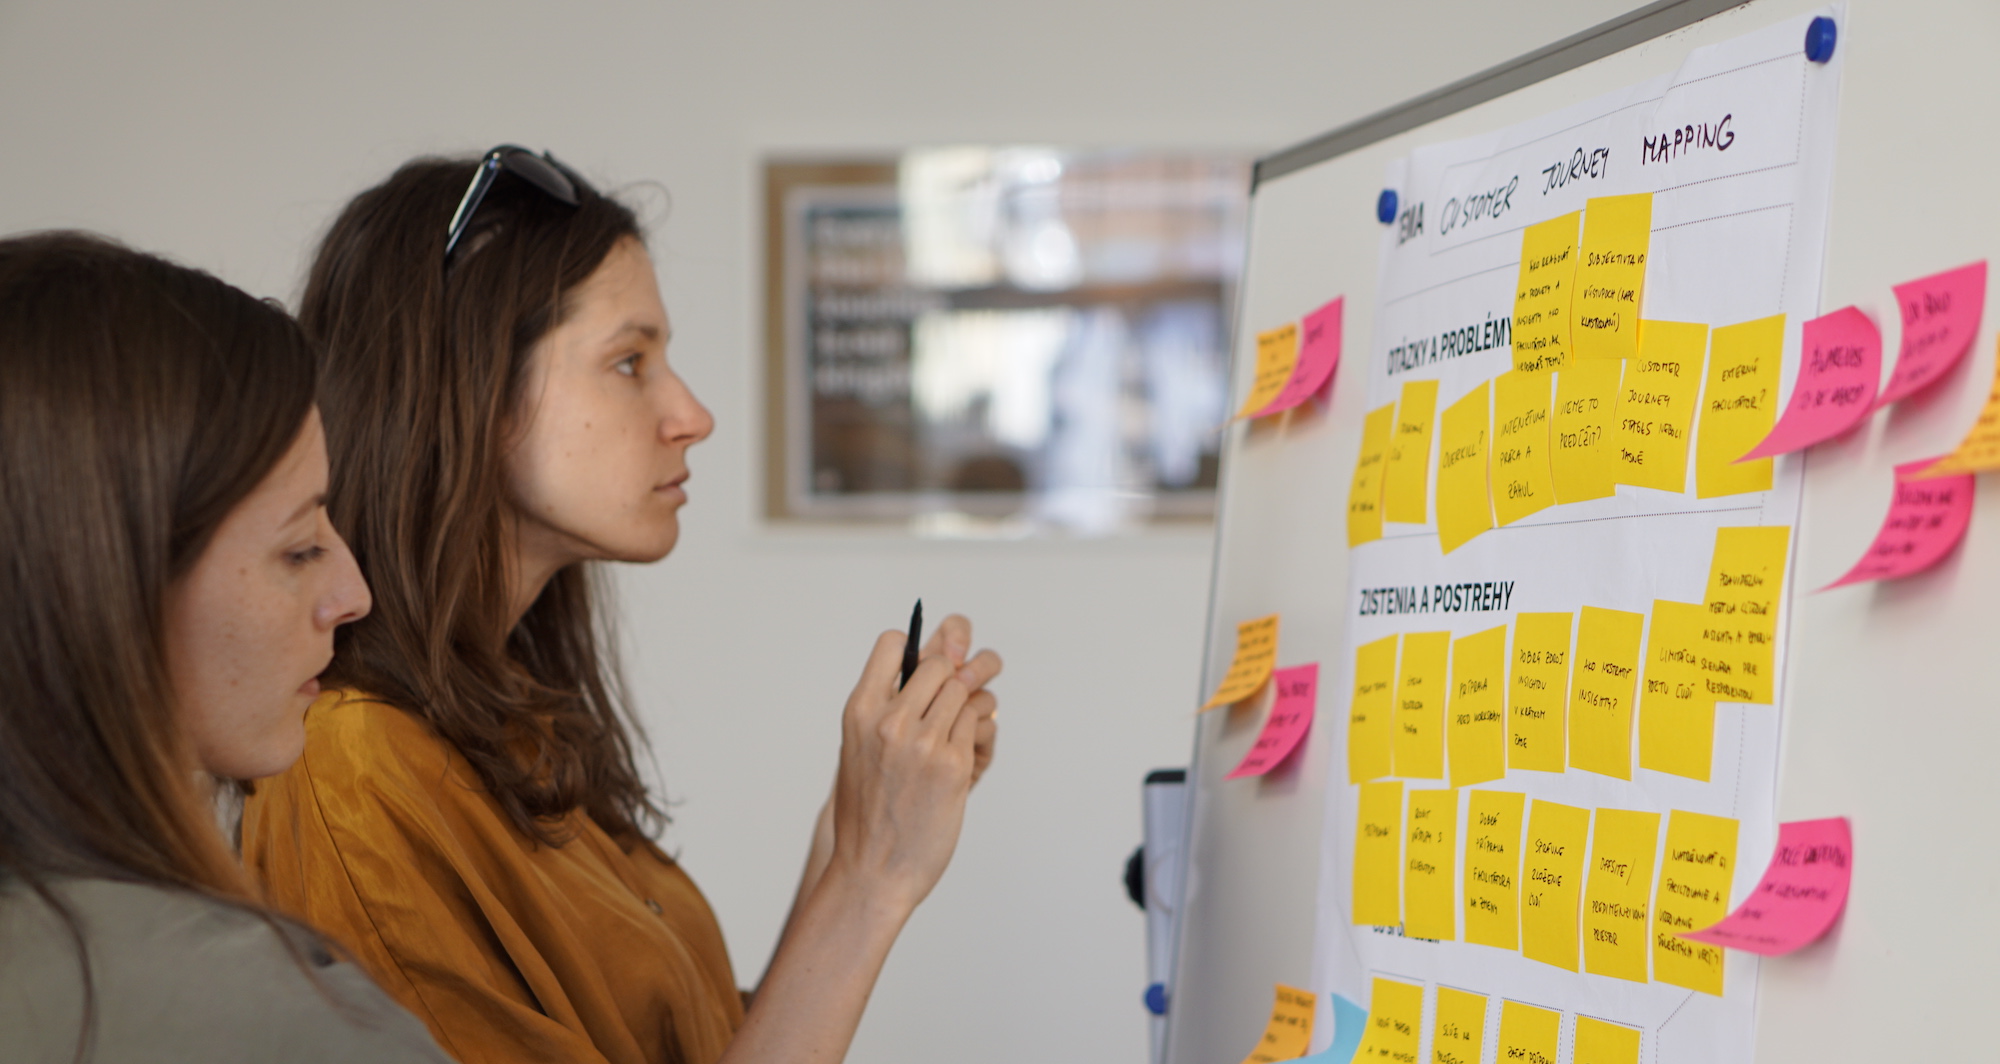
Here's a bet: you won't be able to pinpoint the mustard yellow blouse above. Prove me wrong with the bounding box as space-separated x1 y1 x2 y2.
242 690 744 1064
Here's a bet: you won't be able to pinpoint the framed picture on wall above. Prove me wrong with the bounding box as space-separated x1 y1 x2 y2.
764 149 1250 534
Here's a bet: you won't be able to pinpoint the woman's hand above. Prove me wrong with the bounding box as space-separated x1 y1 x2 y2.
918 614 1000 786
827 620 1003 913
724 618 1002 1064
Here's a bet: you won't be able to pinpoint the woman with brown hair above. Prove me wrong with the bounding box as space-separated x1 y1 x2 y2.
0 232 447 1062
241 148 1003 1064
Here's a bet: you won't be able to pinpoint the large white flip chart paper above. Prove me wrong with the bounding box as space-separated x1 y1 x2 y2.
1313 12 1841 1064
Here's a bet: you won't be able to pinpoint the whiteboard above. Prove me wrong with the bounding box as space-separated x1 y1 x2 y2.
1168 2 2000 1062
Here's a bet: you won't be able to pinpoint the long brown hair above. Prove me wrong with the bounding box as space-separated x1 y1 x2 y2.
300 157 661 845
0 231 318 895
0 232 323 1051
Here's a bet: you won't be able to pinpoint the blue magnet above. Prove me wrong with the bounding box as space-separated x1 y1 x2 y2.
1144 982 1169 1015
1376 189 1398 225
1804 16 1836 63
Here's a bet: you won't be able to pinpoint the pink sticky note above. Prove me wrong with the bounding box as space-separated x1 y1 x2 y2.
1254 297 1343 417
1683 817 1852 956
1738 307 1881 461
1225 663 1318 779
1878 260 1987 408
1824 458 1976 588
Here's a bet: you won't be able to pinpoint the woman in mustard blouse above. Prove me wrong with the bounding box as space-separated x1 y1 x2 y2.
241 148 1003 1064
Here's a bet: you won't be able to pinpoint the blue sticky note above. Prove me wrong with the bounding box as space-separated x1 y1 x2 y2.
1293 994 1367 1064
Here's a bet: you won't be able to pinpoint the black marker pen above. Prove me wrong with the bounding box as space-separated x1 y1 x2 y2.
898 599 922 689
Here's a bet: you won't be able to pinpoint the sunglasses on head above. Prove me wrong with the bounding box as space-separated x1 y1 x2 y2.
443 145 591 265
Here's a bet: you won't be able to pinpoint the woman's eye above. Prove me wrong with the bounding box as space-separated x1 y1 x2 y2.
285 545 329 568
615 353 642 377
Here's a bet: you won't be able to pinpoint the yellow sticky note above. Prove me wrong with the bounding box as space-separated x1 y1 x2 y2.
1568 606 1643 780
1403 788 1458 941
1431 987 1488 1064
1520 799 1589 971
1696 314 1783 498
1383 379 1440 524
1239 983 1315 1064
1575 1017 1643 1064
1393 631 1450 780
1513 212 1581 373
1613 320 1708 492
1203 614 1280 709
1435 383 1494 554
1582 808 1662 982
1926 336 2000 475
1638 600 1714 780
1654 810 1739 995
1700 526 1789 704
1349 403 1396 546
1552 359 1622 503
1353 781 1404 927
1491 370 1556 526
1350 635 1399 784
1354 978 1423 1064
1447 626 1508 788
1573 193 1652 361
1496 1000 1562 1064
1508 612 1572 772
1463 789 1526 950
1237 323 1300 419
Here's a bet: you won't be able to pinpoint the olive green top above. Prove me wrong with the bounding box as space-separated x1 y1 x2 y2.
0 876 451 1064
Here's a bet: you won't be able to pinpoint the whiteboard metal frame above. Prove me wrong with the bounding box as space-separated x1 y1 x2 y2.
1253 0 1749 189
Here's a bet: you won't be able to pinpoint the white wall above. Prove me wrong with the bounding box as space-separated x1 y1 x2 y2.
0 2 1642 1059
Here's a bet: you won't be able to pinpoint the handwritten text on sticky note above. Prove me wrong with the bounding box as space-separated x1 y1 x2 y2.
1827 459 1975 587
1383 379 1439 525
1521 799 1590 971
1569 606 1644 780
1203 615 1279 709
1701 526 1788 704
1508 612 1572 773
1684 816 1851 956
1256 298 1343 416
1239 983 1315 1064
1654 810 1739 995
1638 600 1715 781
1696 314 1783 497
1880 260 1987 407
1464 789 1526 950
1353 978 1422 1063
1436 383 1494 554
1431 987 1487 1064
1741 306 1879 460
1349 636 1397 783
1353 781 1403 927
1404 788 1458 941
1573 194 1653 361
1227 664 1318 779
1237 323 1299 420
1552 359 1622 503
1393 631 1450 780
1348 404 1396 546
1492 370 1556 525
1514 212 1581 372
1613 320 1706 491
1582 807 1661 982
1496 1000 1562 1064
1922 335 2000 476
1447 625 1508 788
